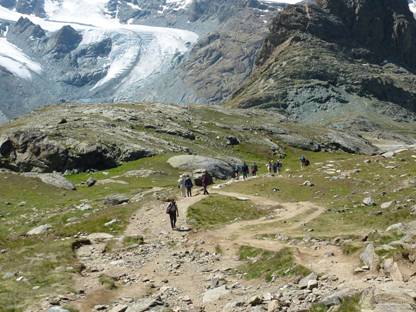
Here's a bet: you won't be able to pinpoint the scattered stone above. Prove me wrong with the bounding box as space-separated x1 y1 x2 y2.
298 272 318 289
303 181 314 187
382 258 403 282
104 219 118 227
77 202 92 211
87 233 114 243
363 197 375 206
386 223 405 232
226 136 240 146
202 285 230 304
321 289 359 307
381 201 394 209
248 295 263 306
268 300 281 312
104 194 129 206
48 308 70 312
27 224 51 236
108 305 128 312
125 297 163 312
307 279 319 290
86 177 97 187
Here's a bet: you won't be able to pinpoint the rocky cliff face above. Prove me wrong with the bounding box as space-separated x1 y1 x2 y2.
230 0 416 127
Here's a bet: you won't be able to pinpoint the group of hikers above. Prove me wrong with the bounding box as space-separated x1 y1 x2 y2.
166 155 311 229
233 162 257 180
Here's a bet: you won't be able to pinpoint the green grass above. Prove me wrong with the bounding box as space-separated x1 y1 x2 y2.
0 154 178 310
187 195 267 229
223 150 416 237
0 239 77 311
341 241 363 256
66 154 179 188
237 246 310 282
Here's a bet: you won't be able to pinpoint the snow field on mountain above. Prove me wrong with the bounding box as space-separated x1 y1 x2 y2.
0 38 42 80
0 1 198 91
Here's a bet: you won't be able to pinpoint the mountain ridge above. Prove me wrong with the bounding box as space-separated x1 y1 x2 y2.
228 0 416 131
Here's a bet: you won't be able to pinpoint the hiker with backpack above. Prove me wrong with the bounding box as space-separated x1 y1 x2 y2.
166 199 179 230
184 175 193 197
242 162 249 180
300 155 310 169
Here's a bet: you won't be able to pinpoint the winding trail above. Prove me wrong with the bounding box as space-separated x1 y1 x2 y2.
71 181 363 311
193 189 358 283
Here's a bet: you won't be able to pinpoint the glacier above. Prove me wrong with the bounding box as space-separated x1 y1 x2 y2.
0 38 42 80
0 0 198 107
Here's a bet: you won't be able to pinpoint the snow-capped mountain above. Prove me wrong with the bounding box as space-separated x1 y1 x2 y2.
0 0 414 122
0 0 203 119
0 0 291 120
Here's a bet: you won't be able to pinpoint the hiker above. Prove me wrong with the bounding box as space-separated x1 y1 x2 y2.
201 171 211 195
272 161 278 174
166 199 179 229
278 160 283 174
300 155 310 169
242 162 249 180
178 174 187 197
251 162 258 176
184 175 193 197
274 160 282 175
266 161 273 174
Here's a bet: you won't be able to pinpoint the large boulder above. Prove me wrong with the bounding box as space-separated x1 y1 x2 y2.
27 224 51 236
167 155 241 179
360 243 379 271
24 173 76 190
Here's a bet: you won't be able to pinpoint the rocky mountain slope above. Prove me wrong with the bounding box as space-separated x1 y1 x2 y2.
0 103 387 174
229 0 416 127
0 0 287 121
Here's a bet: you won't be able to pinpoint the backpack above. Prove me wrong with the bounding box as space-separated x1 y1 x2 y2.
185 178 193 188
166 202 177 214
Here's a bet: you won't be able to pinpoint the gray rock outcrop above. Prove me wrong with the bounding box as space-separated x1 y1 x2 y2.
168 155 239 179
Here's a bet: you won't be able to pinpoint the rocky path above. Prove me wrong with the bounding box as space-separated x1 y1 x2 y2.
195 190 358 284
67 182 416 312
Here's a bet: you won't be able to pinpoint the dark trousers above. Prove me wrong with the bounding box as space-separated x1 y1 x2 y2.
186 187 192 197
169 213 177 229
203 185 209 195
